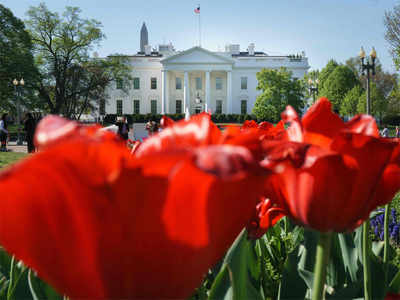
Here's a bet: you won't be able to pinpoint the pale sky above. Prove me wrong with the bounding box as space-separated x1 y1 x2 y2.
2 0 399 73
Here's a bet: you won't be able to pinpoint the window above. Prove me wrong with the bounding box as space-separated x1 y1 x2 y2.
176 100 182 114
133 77 140 89
151 77 157 89
241 77 247 90
241 100 247 115
176 77 182 90
196 77 202 90
216 100 223 114
216 77 222 90
116 100 123 115
99 99 105 115
133 100 140 114
116 79 123 89
151 100 157 114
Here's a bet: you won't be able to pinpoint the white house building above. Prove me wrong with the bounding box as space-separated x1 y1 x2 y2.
104 23 310 115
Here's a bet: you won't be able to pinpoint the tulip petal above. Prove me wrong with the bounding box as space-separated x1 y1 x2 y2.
136 113 221 156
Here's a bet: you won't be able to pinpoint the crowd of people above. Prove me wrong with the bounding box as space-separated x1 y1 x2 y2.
0 112 37 153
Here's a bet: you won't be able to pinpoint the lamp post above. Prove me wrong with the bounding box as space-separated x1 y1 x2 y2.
308 78 319 104
359 47 377 115
12 78 24 145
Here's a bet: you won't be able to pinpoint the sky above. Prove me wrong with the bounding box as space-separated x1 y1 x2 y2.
1 0 399 73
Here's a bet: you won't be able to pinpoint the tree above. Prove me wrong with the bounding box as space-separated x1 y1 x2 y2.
0 4 40 113
319 65 359 112
357 82 386 120
384 3 400 69
25 3 131 118
317 59 339 93
253 67 305 122
340 85 363 117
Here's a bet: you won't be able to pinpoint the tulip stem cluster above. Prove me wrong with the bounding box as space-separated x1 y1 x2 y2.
312 232 333 300
363 221 372 300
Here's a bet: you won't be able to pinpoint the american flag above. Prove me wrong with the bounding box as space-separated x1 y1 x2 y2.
194 5 200 14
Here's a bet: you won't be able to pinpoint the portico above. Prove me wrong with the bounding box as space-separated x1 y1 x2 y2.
161 47 234 114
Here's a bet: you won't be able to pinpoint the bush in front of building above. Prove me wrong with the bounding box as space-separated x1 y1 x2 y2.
103 114 258 125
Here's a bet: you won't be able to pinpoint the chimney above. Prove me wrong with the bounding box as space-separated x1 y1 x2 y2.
248 43 255 56
144 45 152 55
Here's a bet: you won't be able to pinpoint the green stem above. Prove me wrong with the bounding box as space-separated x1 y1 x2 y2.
363 220 372 300
312 232 333 300
384 203 390 287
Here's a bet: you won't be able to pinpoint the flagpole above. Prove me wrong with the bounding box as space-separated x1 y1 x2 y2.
199 4 201 47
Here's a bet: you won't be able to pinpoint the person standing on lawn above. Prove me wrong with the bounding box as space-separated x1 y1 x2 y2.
23 112 36 153
0 113 9 152
396 126 399 138
116 116 129 140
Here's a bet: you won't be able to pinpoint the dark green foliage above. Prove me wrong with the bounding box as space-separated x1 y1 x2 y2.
317 59 339 93
357 82 387 119
0 4 40 113
340 85 364 117
253 67 305 122
319 65 359 112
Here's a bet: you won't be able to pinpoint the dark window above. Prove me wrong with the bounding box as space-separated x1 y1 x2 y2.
116 100 123 115
216 100 223 114
151 100 157 114
216 77 222 90
196 77 202 90
241 100 247 115
116 79 123 89
133 78 140 89
99 99 105 115
176 100 182 114
241 77 247 90
151 77 157 89
133 100 140 114
176 77 182 90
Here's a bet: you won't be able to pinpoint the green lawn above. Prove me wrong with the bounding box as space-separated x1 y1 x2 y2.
0 152 27 168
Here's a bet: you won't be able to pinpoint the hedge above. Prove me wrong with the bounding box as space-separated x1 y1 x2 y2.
103 114 258 125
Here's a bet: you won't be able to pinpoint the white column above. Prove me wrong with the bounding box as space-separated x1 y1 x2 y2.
161 70 168 114
205 71 210 113
184 71 190 113
227 70 232 114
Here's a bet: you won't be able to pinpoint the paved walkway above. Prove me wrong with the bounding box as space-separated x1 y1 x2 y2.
6 142 28 153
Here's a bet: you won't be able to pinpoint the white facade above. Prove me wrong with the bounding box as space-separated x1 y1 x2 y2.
105 45 310 115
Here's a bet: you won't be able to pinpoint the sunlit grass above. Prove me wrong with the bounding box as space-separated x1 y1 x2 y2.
0 152 27 168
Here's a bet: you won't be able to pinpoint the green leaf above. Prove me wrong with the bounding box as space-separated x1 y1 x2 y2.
27 269 63 300
337 233 360 282
278 246 307 299
209 230 263 300
389 268 400 293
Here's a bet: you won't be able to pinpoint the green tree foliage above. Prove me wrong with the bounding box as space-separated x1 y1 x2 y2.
357 82 386 120
26 3 131 118
319 65 359 112
385 3 400 69
346 56 398 99
340 85 364 117
253 67 305 122
0 4 40 113
317 59 339 93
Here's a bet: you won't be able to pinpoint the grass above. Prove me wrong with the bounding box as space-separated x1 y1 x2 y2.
0 152 27 168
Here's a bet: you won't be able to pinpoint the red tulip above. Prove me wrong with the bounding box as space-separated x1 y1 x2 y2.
160 115 175 128
0 114 269 299
261 98 400 232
